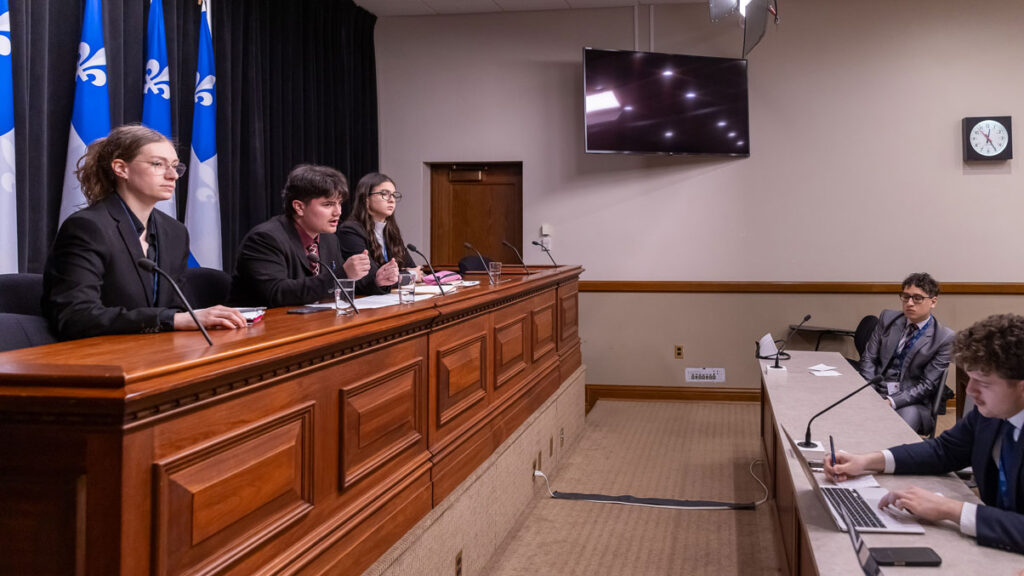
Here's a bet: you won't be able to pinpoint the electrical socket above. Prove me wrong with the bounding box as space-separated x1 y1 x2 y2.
674 345 684 359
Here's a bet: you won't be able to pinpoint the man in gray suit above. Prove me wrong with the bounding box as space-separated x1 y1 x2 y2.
859 272 955 434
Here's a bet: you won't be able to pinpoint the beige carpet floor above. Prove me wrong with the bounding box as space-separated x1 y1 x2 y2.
483 400 784 576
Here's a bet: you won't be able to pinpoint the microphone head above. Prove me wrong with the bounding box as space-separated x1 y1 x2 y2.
308 252 321 264
136 258 156 272
407 243 418 252
531 240 542 246
501 240 514 249
803 314 812 322
463 241 473 250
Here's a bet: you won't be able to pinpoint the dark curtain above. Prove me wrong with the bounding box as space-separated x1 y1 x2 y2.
10 0 378 273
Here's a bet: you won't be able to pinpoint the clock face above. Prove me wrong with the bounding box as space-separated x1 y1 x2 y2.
969 119 1010 157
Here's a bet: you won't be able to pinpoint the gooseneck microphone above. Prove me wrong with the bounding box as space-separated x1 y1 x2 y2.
531 240 557 266
501 240 532 275
308 253 359 314
406 243 445 296
771 314 812 370
464 242 489 273
798 376 883 449
136 258 213 346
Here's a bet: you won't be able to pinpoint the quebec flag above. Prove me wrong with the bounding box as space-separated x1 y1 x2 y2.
184 1 221 269
59 0 110 224
142 0 176 218
0 0 16 273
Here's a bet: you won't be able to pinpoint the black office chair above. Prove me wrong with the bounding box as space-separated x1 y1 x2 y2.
458 254 492 276
0 273 44 316
845 314 879 372
181 267 232 309
923 368 953 439
0 313 57 352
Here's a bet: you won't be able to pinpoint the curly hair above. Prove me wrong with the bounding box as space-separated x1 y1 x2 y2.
902 272 940 297
346 172 408 265
281 164 348 216
954 314 1024 380
76 124 169 205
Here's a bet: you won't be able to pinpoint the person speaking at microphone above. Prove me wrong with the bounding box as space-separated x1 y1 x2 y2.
826 314 1024 555
337 173 417 295
230 165 371 307
43 124 246 340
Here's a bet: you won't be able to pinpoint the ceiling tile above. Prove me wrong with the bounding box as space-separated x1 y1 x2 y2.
493 0 572 12
356 0 436 16
424 0 502 15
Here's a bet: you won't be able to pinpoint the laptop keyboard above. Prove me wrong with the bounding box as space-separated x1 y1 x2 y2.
821 486 885 529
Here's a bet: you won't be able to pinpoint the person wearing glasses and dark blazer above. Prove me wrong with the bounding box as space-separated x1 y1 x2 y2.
337 173 416 296
42 124 246 341
859 272 956 434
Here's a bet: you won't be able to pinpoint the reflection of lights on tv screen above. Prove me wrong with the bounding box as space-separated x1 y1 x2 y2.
583 48 750 156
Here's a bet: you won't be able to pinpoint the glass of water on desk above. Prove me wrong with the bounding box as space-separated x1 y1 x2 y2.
397 270 416 304
334 279 356 314
488 261 502 285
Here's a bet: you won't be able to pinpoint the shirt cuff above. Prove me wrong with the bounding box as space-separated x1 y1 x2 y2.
881 449 896 473
960 502 978 537
887 396 896 409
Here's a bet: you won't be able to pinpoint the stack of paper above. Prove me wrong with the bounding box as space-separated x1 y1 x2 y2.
809 363 842 377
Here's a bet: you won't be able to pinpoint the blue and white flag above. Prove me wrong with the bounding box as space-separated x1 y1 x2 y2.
143 0 175 217
184 0 221 269
59 0 110 224
0 0 16 273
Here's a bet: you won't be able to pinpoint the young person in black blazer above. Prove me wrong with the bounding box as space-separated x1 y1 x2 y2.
230 165 371 307
43 124 245 340
828 313 1024 555
337 173 415 296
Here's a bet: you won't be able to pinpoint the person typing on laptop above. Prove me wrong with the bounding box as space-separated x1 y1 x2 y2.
826 313 1024 555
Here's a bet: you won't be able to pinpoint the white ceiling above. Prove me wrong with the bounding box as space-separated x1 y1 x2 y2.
357 0 705 18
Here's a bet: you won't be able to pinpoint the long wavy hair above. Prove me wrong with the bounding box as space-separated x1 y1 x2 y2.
347 172 408 265
76 124 169 206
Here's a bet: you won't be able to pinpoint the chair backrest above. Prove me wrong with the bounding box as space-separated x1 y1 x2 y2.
853 314 879 357
0 273 44 316
181 267 232 310
0 313 57 352
926 367 952 439
458 254 492 275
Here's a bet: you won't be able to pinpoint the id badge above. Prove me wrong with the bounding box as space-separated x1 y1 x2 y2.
886 381 900 395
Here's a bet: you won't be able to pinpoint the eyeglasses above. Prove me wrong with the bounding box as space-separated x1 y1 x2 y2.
898 292 932 304
371 190 402 202
139 159 187 177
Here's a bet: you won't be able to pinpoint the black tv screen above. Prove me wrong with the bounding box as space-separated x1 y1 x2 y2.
583 48 750 156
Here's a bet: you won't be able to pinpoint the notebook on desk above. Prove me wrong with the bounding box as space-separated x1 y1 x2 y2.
782 426 925 534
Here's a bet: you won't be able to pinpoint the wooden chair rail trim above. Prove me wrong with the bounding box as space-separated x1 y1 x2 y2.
579 281 1024 295
585 384 760 413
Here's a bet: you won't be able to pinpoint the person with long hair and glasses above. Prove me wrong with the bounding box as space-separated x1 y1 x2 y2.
43 124 245 340
337 173 418 295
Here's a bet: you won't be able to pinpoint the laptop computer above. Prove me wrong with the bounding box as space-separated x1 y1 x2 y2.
837 503 884 576
782 425 925 534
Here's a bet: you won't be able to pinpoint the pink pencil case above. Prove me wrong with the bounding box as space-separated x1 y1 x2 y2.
423 271 462 285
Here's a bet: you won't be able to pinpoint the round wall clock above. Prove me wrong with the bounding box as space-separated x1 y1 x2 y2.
963 116 1012 161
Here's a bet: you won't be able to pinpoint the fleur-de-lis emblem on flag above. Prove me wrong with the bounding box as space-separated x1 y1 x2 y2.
145 59 170 100
0 10 11 56
76 43 106 87
194 73 215 107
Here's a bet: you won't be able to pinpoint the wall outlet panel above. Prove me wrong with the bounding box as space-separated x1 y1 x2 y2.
685 367 725 383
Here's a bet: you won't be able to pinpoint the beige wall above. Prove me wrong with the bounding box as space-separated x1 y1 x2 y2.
374 0 1024 387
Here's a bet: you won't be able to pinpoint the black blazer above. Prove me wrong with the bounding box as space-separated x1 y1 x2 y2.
230 215 346 307
859 309 954 411
337 219 414 296
42 194 188 340
891 408 1024 554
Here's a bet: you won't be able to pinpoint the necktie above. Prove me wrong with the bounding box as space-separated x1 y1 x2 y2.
307 242 320 275
898 323 917 353
998 421 1018 509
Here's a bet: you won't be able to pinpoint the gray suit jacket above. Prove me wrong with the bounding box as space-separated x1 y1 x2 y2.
859 309 954 411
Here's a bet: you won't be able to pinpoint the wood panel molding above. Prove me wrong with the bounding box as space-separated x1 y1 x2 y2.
579 280 1024 295
585 384 760 413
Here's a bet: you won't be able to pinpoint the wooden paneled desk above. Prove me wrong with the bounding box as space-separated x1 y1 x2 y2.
0 266 582 576
760 351 1021 575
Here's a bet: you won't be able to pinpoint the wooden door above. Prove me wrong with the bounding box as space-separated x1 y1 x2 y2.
430 163 523 268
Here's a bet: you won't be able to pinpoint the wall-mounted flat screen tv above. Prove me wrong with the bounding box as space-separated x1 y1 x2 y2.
583 47 750 156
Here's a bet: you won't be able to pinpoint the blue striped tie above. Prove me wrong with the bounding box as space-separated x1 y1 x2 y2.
998 421 1018 509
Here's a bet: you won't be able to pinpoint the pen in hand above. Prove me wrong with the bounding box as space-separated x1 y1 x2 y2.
829 434 836 467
